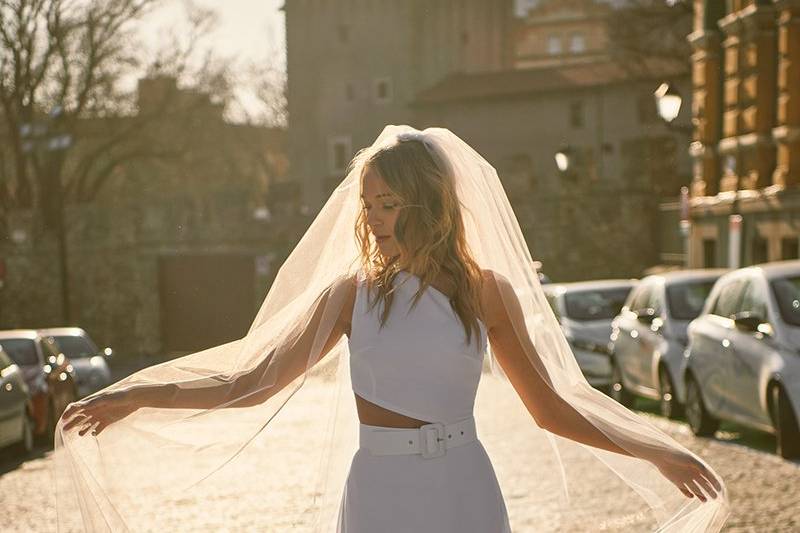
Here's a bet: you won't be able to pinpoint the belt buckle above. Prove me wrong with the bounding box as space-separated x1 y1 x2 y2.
419 422 446 459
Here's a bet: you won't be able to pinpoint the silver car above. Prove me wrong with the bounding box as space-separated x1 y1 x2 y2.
0 347 35 455
544 280 637 388
609 269 725 418
38 328 113 398
683 260 800 459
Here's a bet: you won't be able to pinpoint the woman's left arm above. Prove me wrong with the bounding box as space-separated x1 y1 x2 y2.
482 270 721 501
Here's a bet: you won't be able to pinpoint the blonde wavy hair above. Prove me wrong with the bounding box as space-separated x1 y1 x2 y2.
354 138 485 347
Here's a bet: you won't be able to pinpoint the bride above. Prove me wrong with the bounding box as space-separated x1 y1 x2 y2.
59 126 728 532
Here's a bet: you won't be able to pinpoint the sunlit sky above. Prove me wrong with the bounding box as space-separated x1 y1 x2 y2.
135 0 542 120
135 0 286 120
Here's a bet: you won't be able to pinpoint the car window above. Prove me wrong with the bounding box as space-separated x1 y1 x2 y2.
771 276 800 327
737 279 769 321
563 287 632 321
53 335 97 359
666 280 717 320
710 278 745 318
0 339 39 366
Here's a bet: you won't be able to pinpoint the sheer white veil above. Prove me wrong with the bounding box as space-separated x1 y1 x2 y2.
54 125 729 532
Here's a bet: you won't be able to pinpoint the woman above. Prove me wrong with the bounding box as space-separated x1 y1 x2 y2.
58 126 728 532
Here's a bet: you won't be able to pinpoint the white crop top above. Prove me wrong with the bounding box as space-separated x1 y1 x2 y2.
348 270 488 424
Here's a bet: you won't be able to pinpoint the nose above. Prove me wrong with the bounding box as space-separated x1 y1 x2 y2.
366 209 382 230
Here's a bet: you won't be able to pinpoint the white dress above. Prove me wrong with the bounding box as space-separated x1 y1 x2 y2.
337 271 511 532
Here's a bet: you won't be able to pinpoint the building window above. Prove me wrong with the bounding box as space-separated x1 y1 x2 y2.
461 31 469 45
752 234 768 264
702 238 717 268
345 82 355 102
329 135 352 174
570 33 586 53
547 35 562 55
782 236 799 260
569 101 584 129
374 77 392 104
337 24 350 44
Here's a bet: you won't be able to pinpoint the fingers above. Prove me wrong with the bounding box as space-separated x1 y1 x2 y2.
78 419 99 437
694 473 718 500
677 483 694 499
63 412 89 432
686 479 708 503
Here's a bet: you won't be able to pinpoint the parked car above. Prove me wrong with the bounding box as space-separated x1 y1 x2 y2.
682 260 800 458
0 330 78 445
39 327 113 398
544 279 637 388
608 269 726 418
0 346 35 456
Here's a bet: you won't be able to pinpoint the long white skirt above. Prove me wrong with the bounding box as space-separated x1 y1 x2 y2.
336 422 512 532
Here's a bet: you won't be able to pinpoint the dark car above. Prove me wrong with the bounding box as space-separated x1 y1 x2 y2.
0 346 35 456
0 330 78 445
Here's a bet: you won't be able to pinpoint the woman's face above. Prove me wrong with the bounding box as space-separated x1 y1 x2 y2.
361 166 402 259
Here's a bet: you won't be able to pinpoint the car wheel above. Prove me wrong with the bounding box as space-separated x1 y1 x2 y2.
12 411 35 456
658 365 683 420
685 376 718 437
609 357 634 408
770 385 800 460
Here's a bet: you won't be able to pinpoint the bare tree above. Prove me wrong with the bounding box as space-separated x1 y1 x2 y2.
0 0 232 321
606 0 693 77
0 0 235 218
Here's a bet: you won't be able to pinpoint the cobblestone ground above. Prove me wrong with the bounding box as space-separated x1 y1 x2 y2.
1 375 798 532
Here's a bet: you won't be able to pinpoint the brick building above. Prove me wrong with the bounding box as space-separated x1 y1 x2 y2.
666 0 800 268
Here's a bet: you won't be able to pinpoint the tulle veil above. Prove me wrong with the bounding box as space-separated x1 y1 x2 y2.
54 125 729 532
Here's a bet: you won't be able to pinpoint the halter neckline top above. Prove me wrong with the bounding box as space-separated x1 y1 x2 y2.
348 270 488 424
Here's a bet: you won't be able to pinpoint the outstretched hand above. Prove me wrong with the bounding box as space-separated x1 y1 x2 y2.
61 389 138 437
652 450 723 503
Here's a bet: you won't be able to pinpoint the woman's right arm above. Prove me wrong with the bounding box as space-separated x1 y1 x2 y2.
63 274 357 434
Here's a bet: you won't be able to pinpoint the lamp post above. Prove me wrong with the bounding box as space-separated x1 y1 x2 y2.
654 82 692 134
554 145 573 173
20 106 73 322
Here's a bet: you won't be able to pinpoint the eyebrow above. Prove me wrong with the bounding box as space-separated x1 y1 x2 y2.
360 193 395 199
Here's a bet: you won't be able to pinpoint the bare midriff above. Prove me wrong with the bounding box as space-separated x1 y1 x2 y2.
354 393 431 428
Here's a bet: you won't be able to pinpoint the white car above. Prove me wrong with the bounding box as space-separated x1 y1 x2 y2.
544 280 637 388
608 269 725 418
683 260 800 459
38 327 113 398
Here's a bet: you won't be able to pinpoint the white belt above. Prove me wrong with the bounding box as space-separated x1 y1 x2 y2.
360 417 477 459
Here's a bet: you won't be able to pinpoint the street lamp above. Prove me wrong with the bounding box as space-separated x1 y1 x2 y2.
654 82 683 124
554 145 573 172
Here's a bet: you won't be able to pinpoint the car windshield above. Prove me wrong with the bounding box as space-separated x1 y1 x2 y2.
563 287 632 321
0 339 38 366
771 276 800 327
666 280 717 320
53 335 98 358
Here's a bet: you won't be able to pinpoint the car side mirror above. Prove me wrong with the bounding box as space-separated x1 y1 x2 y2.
732 312 765 333
635 308 656 324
